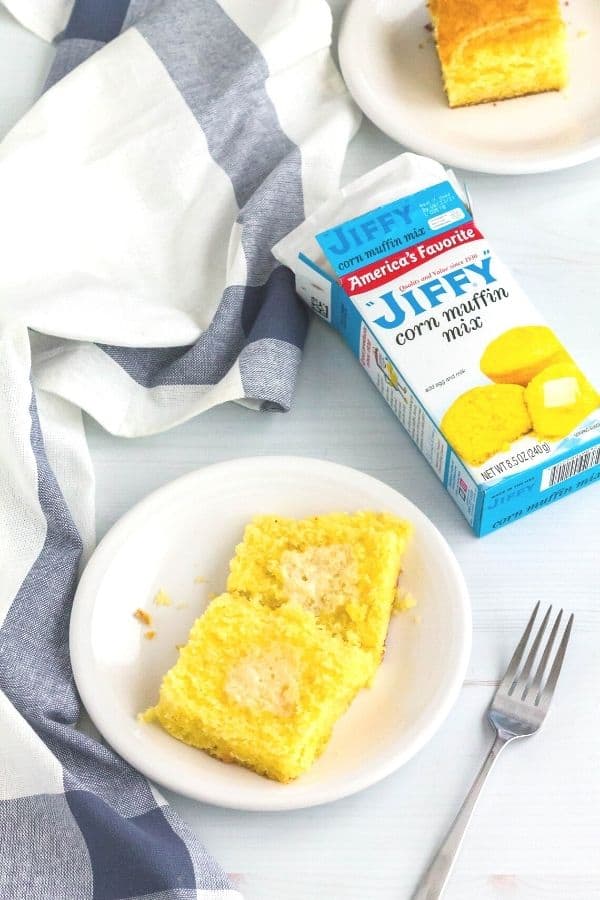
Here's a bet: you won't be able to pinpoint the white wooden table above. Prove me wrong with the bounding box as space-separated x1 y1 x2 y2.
1 3 599 897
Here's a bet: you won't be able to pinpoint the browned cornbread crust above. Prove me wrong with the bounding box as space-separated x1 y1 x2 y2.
428 0 568 107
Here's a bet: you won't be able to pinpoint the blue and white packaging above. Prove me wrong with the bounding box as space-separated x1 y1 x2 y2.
274 154 600 536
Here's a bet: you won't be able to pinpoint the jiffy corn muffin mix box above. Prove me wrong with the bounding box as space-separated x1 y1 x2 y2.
274 154 600 536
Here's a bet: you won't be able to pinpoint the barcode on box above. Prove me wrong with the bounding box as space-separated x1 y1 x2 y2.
540 446 600 490
294 263 332 322
310 296 330 319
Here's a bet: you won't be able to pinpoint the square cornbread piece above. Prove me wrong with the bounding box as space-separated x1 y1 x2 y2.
428 0 568 108
226 512 412 672
142 594 372 782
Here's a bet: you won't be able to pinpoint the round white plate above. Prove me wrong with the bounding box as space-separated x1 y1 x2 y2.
71 457 471 811
339 0 600 175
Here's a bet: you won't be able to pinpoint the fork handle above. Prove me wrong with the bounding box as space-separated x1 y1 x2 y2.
412 733 509 900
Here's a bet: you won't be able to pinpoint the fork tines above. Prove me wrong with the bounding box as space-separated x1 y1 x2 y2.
499 603 574 710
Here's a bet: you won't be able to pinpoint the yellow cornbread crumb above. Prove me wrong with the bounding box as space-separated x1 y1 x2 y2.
153 589 173 607
133 608 152 626
525 363 599 438
142 594 372 782
226 512 412 673
394 589 417 613
441 384 532 465
144 630 157 640
428 0 568 108
480 325 571 386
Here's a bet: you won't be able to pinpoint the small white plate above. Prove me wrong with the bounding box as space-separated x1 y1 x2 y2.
339 0 600 175
71 457 471 811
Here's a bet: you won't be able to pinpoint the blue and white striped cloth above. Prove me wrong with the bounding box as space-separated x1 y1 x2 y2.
0 1 359 896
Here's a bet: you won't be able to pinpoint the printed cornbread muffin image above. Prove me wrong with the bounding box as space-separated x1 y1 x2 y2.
226 511 412 675
441 385 532 466
443 327 597 466
480 325 571 386
141 594 373 783
525 363 599 439
428 0 568 108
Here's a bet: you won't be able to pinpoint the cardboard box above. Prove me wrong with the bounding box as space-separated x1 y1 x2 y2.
275 155 600 535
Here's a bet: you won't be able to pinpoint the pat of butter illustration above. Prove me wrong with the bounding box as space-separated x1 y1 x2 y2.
543 376 579 408
526 363 599 439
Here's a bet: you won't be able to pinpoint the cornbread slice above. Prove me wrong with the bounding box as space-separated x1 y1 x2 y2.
428 0 568 108
226 512 412 667
525 363 599 439
480 325 571 386
441 384 532 465
142 594 372 782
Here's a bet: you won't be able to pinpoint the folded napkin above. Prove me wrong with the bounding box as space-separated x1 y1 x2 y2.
0 1 359 896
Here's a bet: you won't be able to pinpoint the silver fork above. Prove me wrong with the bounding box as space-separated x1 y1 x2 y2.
412 603 574 900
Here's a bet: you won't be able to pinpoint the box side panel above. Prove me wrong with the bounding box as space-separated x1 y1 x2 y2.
478 439 600 535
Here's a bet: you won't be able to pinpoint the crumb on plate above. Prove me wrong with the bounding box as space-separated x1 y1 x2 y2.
133 608 152 626
154 588 173 607
394 589 417 613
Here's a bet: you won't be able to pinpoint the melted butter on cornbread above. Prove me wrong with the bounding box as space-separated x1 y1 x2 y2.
224 646 300 718
279 544 359 615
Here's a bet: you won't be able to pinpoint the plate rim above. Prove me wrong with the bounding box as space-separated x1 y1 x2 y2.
70 455 472 811
338 0 600 176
